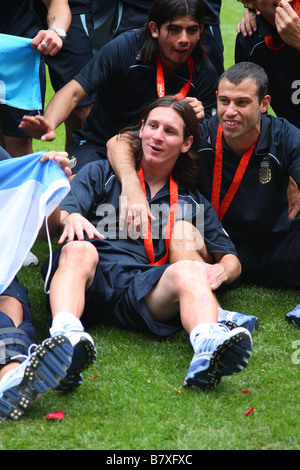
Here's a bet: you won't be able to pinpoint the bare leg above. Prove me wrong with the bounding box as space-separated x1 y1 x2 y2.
64 104 93 151
3 135 33 157
145 260 218 334
49 241 98 320
0 296 25 379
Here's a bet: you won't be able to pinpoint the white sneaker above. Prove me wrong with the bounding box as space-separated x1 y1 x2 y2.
50 322 97 391
0 336 73 421
184 324 252 390
23 251 38 266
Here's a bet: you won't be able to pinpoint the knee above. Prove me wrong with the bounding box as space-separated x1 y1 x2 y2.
59 241 98 270
171 260 209 291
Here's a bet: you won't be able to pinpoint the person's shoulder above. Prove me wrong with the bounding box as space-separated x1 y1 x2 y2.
199 114 219 144
260 114 300 149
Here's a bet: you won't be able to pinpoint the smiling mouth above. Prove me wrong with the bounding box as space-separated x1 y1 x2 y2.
224 120 239 127
150 144 163 152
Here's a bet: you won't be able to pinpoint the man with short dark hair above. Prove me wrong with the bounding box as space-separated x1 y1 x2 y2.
106 61 300 328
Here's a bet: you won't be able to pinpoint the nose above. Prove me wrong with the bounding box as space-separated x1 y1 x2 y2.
178 29 189 45
152 126 164 141
225 101 237 117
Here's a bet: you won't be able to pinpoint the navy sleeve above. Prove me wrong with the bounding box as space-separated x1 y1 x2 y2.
74 31 139 96
61 161 107 216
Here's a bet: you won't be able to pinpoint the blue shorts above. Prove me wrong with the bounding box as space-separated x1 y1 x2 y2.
0 278 36 367
42 245 182 338
0 13 94 138
2 278 32 322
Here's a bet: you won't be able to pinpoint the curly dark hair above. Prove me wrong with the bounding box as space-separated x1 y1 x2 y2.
119 96 202 186
236 0 257 14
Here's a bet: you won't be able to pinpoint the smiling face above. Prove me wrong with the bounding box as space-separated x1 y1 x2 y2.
149 15 202 74
217 77 270 153
139 106 193 173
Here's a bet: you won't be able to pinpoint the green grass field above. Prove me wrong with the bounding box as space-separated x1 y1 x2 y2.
1 0 300 451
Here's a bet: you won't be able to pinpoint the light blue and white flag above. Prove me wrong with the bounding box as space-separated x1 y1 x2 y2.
0 33 42 110
0 152 70 294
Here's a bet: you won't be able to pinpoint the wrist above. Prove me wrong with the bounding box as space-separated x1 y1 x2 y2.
48 26 67 41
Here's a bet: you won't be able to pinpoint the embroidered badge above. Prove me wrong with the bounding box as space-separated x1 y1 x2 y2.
259 156 271 184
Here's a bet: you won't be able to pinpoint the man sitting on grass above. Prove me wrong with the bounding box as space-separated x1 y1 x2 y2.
106 62 300 328
40 96 254 396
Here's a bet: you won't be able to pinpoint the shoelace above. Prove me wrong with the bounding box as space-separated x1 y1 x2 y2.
43 216 53 295
10 343 38 364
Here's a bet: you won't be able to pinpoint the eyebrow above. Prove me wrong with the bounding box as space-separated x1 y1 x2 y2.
147 119 180 132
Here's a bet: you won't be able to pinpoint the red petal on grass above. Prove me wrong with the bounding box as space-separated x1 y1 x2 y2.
244 407 255 417
242 390 253 394
46 411 65 420
92 375 99 381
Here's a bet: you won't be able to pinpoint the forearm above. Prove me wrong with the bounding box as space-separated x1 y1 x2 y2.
44 80 87 130
42 0 72 32
214 253 242 284
106 133 138 185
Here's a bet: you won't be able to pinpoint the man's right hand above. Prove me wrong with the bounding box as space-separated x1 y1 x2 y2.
19 115 56 141
119 179 155 238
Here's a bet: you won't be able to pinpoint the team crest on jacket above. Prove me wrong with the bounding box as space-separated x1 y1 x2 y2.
259 156 271 184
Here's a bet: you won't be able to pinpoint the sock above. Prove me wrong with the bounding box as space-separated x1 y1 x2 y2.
189 323 212 352
50 311 84 337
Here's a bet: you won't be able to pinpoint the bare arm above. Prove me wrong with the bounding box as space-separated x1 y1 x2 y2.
31 0 71 56
206 253 241 291
106 133 154 236
20 80 88 141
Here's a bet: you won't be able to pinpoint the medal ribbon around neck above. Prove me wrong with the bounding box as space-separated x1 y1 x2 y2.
156 54 194 100
211 124 259 221
137 165 178 265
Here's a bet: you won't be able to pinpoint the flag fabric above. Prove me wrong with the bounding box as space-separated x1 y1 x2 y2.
0 152 70 294
0 33 42 110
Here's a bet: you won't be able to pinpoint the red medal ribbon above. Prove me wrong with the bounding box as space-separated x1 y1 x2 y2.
264 35 285 51
156 55 194 100
211 124 258 221
138 165 178 265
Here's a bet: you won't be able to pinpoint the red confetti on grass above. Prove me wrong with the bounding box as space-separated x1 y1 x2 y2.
46 411 65 420
244 407 255 417
167 384 182 394
242 390 253 394
92 375 99 381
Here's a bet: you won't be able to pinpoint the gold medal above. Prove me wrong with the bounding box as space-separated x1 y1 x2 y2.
259 157 271 184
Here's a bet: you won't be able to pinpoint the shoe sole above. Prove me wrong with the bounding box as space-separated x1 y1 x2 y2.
184 330 252 391
286 313 300 329
57 337 97 391
0 335 73 421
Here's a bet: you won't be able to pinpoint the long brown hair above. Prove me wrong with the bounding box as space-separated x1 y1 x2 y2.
119 96 202 186
139 0 207 72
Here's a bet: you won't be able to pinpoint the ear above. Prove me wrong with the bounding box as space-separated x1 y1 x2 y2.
181 135 194 154
260 95 271 114
148 21 159 38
